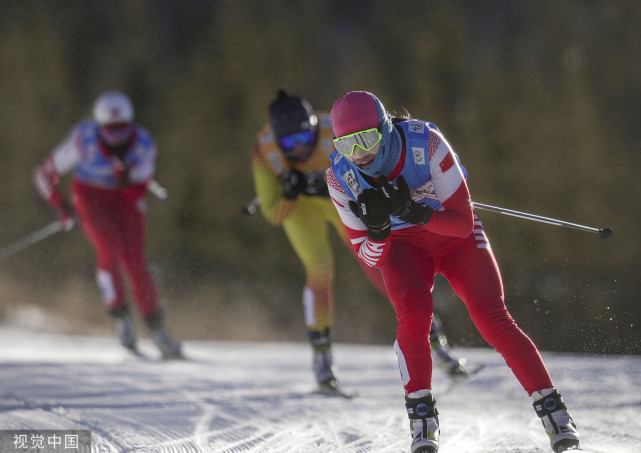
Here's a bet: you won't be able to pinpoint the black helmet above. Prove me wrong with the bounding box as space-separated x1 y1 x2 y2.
268 89 318 139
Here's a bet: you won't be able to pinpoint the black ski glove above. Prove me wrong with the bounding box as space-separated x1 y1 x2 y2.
378 175 432 226
303 171 330 197
280 169 307 199
348 189 391 241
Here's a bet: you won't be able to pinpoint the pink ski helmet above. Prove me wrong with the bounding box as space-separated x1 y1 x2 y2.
330 91 390 138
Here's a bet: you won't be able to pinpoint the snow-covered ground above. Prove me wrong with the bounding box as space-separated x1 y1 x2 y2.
0 327 639 453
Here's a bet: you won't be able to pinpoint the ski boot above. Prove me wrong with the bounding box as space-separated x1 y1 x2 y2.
308 328 339 393
109 306 138 353
532 388 580 452
145 312 183 360
405 390 440 453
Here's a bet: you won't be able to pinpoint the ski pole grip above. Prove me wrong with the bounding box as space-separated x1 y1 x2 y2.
241 197 260 216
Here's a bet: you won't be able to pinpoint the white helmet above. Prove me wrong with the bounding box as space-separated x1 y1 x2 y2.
92 91 134 125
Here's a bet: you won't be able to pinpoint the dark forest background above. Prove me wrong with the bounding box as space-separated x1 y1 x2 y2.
1 0 639 355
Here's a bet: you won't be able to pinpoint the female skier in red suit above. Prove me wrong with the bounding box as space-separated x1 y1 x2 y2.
327 91 581 453
33 91 181 359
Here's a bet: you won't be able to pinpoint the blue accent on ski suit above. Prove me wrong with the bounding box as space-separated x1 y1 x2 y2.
72 121 154 188
330 120 444 229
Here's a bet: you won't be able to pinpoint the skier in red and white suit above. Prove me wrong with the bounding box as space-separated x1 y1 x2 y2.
33 91 182 359
327 91 581 453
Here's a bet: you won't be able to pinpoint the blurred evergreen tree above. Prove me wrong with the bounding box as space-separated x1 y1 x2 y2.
0 0 637 352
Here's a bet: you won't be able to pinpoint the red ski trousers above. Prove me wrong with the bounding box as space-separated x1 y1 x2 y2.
73 181 159 317
380 223 553 396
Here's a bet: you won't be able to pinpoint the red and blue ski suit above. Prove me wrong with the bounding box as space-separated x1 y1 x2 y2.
33 121 160 318
327 119 554 396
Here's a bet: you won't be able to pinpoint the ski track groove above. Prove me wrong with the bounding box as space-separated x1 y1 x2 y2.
0 329 640 452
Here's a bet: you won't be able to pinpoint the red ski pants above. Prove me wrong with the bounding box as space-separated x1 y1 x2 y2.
380 224 553 396
73 182 159 317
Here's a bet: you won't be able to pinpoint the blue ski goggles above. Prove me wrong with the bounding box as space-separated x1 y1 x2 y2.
278 130 316 150
333 128 382 156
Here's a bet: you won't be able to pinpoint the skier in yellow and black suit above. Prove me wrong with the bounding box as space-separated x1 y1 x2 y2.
251 90 472 394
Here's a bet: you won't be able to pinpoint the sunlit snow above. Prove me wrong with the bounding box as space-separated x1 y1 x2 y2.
0 327 639 452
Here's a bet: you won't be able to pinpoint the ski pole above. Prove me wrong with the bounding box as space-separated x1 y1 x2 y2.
240 197 612 240
241 197 612 240
148 179 168 201
241 197 260 215
0 180 168 263
0 220 64 263
471 202 612 240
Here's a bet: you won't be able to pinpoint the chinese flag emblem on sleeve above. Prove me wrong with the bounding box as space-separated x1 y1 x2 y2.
439 152 455 172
